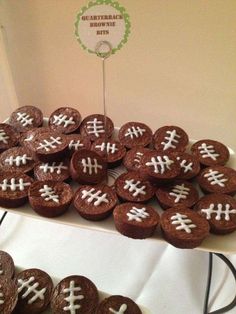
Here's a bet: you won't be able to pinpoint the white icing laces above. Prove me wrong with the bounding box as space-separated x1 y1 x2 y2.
17 276 46 305
169 184 190 203
37 137 62 152
52 114 75 127
39 162 68 174
124 179 146 197
16 112 33 127
0 288 4 305
81 188 109 206
201 203 236 221
0 129 9 144
81 157 103 175
204 169 228 187
145 155 174 174
161 130 181 150
134 152 143 164
198 143 220 160
125 126 146 139
127 206 149 222
95 142 118 154
69 140 84 150
39 185 59 203
0 263 3 275
4 154 33 167
171 213 196 233
63 280 84 313
109 304 128 314
86 118 105 137
176 157 193 173
0 178 31 191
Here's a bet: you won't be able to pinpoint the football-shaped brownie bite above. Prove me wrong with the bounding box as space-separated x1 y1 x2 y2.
74 184 118 220
34 161 70 182
0 172 33 208
113 202 160 239
174 152 201 180
191 139 230 166
48 107 82 134
115 171 155 203
0 123 18 153
0 277 18 314
0 251 15 279
9 106 43 133
28 181 73 218
156 180 199 209
70 149 107 185
194 193 236 234
96 295 142 314
153 125 189 152
66 134 91 156
123 146 153 172
160 207 210 249
15 268 53 314
80 114 114 141
118 121 152 149
51 275 99 314
197 166 236 195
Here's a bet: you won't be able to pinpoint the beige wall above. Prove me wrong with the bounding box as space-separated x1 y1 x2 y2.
1 0 236 148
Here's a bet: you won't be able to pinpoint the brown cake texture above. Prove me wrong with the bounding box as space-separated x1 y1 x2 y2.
0 277 18 314
48 107 82 134
113 202 160 239
28 180 73 217
80 114 114 141
174 152 201 180
66 134 91 156
156 180 199 209
0 251 15 279
160 207 210 249
115 171 155 203
0 172 33 208
0 146 35 174
15 268 53 314
123 146 153 172
194 193 236 234
51 275 99 314
91 138 126 168
19 127 51 148
153 125 189 153
96 295 142 314
70 149 107 185
34 161 70 182
0 123 18 153
191 139 230 167
9 106 43 133
197 166 236 195
118 121 152 149
74 184 118 220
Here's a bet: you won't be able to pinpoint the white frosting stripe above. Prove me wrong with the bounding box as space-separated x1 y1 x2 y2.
17 276 46 304
171 213 196 233
124 179 146 197
63 280 84 314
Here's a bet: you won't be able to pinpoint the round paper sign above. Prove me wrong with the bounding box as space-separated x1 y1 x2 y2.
75 0 130 57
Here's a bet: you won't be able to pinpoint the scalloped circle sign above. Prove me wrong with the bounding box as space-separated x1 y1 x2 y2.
75 0 130 57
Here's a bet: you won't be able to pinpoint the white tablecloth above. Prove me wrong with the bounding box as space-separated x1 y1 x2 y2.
0 210 236 314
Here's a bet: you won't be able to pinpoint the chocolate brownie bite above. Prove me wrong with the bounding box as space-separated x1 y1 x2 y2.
175 152 201 180
28 180 73 217
0 123 18 153
115 171 155 203
91 138 126 168
113 202 160 239
9 106 43 133
191 139 230 167
118 121 152 149
0 251 15 279
153 125 189 153
156 180 199 210
34 161 70 182
80 114 114 141
70 149 107 185
96 295 142 314
0 172 33 208
51 275 99 314
0 277 18 314
19 127 51 148
160 207 210 249
74 184 118 220
66 134 91 156
194 193 236 234
123 146 153 172
0 147 35 174
48 107 82 134
15 268 53 314
197 166 236 195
